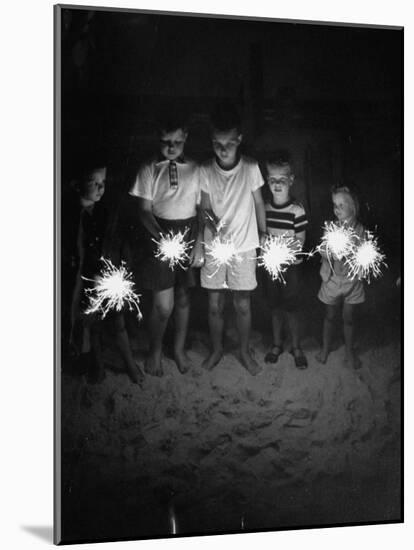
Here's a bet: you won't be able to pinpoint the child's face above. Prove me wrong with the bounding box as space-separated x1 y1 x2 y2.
81 167 106 203
266 165 293 204
332 192 355 222
212 128 242 168
159 129 187 161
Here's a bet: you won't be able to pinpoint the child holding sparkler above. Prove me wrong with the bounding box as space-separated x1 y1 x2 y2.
62 160 108 384
199 104 267 375
62 159 142 384
262 157 309 369
316 186 365 369
129 113 203 377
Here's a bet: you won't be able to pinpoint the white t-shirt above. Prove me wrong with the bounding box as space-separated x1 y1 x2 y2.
200 156 264 253
129 157 200 220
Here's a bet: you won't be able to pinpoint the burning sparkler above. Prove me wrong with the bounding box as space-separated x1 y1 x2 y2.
317 221 357 261
153 229 193 269
345 231 387 283
83 258 142 320
258 234 303 283
204 234 240 277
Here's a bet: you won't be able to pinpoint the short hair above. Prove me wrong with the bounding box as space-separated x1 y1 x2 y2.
156 107 189 135
331 185 360 219
210 102 242 133
265 151 294 176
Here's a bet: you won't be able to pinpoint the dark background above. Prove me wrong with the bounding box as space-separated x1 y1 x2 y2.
59 7 402 543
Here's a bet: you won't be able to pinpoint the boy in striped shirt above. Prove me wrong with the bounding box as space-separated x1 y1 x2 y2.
263 157 309 369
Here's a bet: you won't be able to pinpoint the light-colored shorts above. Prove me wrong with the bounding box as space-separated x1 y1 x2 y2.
318 274 365 306
201 249 257 291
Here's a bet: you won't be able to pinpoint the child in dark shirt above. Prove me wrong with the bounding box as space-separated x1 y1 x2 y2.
62 161 142 384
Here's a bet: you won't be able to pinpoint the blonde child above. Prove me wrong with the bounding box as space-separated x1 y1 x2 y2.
316 186 365 369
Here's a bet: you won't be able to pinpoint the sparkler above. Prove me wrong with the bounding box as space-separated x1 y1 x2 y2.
345 231 387 283
204 234 240 277
83 259 142 320
258 234 303 283
317 221 357 261
153 229 193 270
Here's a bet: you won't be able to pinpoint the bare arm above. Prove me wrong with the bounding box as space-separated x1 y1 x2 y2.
253 188 267 237
137 197 164 240
295 230 306 249
200 190 220 234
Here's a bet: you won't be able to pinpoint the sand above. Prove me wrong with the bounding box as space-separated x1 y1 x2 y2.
60 325 401 542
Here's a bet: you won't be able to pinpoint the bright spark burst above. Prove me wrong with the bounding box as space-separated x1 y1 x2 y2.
317 221 357 263
83 259 142 319
345 231 387 283
153 229 193 269
258 234 302 283
204 235 240 277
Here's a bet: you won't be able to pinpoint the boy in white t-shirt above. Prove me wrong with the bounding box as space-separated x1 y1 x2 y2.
199 105 267 375
129 114 203 377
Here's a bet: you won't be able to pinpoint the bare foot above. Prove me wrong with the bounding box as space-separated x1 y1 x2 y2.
238 349 262 376
315 350 328 364
126 361 144 385
346 352 362 370
202 349 223 371
174 349 192 374
144 352 163 377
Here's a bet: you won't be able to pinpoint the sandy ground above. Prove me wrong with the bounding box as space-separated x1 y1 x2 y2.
60 315 401 542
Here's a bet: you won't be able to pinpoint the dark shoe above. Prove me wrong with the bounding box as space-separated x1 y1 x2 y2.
264 345 283 364
292 348 308 369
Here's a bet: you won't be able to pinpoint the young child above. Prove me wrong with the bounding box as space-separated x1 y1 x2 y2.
129 113 203 377
263 157 309 369
199 105 267 376
62 159 143 384
62 161 108 384
316 186 365 369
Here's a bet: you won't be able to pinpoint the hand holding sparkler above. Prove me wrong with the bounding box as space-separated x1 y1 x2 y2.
153 229 194 270
258 233 303 283
83 258 142 320
345 230 387 283
317 221 357 262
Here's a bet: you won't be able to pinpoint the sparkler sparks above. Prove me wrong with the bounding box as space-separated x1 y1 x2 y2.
345 231 387 283
204 234 240 277
258 234 302 283
153 229 193 269
83 259 142 319
317 221 357 261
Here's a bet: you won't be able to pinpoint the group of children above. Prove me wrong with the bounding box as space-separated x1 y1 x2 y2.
62 105 366 383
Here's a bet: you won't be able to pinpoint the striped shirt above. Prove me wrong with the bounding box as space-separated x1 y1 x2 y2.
265 199 308 238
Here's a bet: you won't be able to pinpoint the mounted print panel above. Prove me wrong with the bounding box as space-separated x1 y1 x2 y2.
54 4 403 544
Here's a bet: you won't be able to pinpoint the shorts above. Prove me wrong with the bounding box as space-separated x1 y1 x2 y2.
139 216 198 291
264 263 302 311
201 248 257 291
318 273 365 306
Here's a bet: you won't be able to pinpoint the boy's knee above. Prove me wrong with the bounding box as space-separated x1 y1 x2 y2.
233 293 251 316
175 287 190 309
209 293 224 317
154 301 174 321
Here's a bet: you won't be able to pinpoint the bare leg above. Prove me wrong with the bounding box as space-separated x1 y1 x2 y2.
316 305 337 363
233 291 261 376
271 308 284 348
114 312 143 384
202 290 225 370
286 309 307 366
343 303 361 369
146 287 174 376
173 286 192 374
